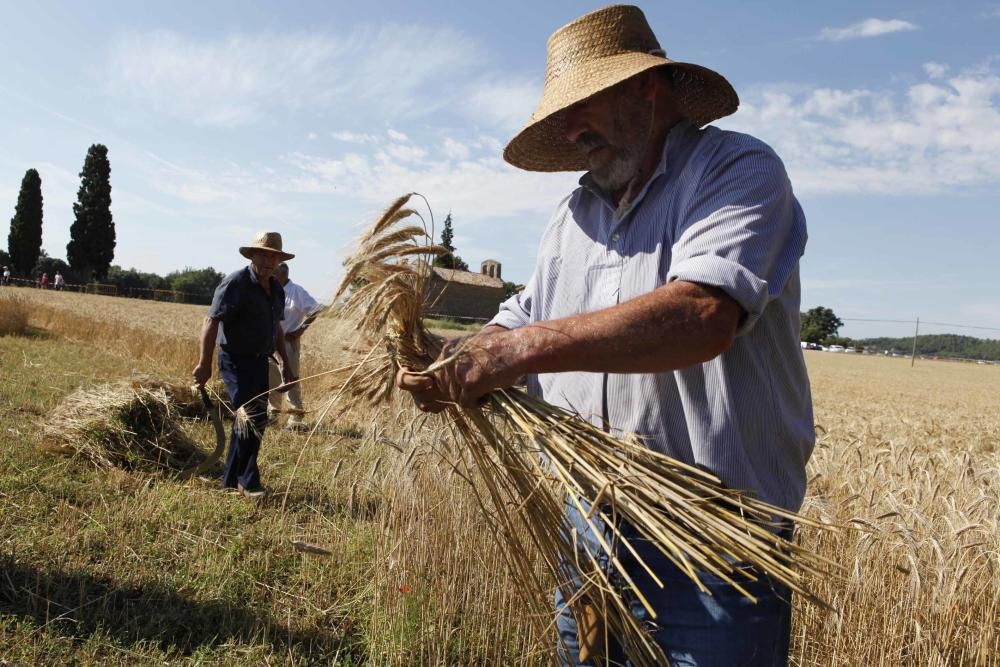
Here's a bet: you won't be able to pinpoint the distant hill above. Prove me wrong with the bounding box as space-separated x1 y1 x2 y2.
857 333 1000 361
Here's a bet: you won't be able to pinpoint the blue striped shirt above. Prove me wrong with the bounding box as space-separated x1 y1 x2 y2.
489 121 814 512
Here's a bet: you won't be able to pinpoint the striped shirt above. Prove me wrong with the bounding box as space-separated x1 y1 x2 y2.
489 121 814 512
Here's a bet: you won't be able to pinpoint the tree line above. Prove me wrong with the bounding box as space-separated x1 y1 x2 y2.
3 144 223 305
800 306 998 361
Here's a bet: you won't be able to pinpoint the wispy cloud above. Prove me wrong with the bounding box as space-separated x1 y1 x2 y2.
283 141 575 225
817 18 918 42
106 25 482 127
720 60 1000 194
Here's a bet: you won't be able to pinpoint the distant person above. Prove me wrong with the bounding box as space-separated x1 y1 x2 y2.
53 271 65 291
39 272 48 289
1 266 9 285
268 262 323 431
192 231 297 498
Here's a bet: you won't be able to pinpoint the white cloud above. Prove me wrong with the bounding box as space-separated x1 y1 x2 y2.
284 144 575 225
463 76 540 130
719 61 1000 194
386 128 410 143
307 132 319 141
817 18 918 42
106 25 481 126
331 131 379 144
923 62 949 79
442 137 471 160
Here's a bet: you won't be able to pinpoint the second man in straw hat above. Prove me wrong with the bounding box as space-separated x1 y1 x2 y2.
398 4 813 665
193 231 298 498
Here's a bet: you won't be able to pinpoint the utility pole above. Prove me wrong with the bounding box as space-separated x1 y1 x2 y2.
910 317 920 367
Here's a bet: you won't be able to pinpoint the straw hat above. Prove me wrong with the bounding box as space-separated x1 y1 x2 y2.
239 231 295 261
503 4 738 172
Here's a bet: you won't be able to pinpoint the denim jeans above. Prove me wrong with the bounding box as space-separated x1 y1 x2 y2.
555 500 793 667
217 349 270 489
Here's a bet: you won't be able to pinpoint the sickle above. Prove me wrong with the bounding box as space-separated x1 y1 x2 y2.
179 386 227 480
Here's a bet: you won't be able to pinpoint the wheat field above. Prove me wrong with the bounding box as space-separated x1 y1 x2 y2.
0 287 996 665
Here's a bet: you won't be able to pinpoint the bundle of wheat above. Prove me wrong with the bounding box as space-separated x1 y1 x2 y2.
329 194 839 665
40 378 202 472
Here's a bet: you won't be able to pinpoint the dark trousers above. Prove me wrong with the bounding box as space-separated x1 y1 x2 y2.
556 500 793 666
217 349 270 489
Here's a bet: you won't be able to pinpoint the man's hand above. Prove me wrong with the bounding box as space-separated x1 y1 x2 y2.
192 361 212 388
396 331 524 412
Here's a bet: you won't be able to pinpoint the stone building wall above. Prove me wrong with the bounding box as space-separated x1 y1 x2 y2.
423 270 506 321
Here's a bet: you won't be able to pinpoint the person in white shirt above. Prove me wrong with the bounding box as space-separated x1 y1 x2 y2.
53 271 65 290
268 262 323 430
1 266 10 285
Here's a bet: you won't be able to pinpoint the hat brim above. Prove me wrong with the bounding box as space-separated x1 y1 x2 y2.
239 246 295 261
503 56 738 172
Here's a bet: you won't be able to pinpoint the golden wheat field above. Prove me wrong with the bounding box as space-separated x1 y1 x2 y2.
0 287 997 666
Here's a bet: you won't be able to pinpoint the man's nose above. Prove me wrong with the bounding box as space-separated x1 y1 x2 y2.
563 104 590 144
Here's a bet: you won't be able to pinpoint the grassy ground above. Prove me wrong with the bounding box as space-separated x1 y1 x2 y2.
0 288 997 665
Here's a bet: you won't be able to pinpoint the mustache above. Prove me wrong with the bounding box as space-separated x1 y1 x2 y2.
575 132 610 153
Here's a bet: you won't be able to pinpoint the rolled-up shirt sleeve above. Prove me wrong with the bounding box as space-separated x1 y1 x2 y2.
488 273 535 330
208 274 239 323
667 140 806 336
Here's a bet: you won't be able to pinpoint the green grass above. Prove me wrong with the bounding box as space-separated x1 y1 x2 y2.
0 314 543 666
421 317 483 333
0 331 373 665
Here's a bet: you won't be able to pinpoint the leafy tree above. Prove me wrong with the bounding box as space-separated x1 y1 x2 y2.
67 144 115 281
800 306 843 344
433 213 469 271
106 265 168 295
503 281 524 299
165 267 224 304
7 168 44 275
32 255 82 285
0 249 10 268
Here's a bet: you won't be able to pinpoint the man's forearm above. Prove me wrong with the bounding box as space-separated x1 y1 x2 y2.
493 280 741 377
199 317 220 365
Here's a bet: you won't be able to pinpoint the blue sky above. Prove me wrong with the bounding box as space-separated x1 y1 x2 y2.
1 0 998 339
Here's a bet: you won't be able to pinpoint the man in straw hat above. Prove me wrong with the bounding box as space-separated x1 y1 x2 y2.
398 4 812 665
193 231 298 498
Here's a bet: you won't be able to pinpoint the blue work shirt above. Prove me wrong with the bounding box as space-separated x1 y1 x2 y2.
489 121 814 512
209 265 285 357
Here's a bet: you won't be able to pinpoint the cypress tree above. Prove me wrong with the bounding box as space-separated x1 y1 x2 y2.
67 144 115 281
433 213 468 271
7 168 44 275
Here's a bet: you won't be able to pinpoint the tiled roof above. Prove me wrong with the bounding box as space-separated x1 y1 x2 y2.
430 267 504 288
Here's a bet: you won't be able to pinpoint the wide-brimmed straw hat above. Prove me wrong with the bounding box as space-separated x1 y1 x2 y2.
239 231 295 261
503 4 738 172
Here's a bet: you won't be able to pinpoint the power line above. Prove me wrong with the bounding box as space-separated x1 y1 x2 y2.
840 317 1000 333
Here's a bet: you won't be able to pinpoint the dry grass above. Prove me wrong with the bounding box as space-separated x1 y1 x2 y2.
0 286 996 665
793 353 999 665
0 291 30 336
39 378 205 472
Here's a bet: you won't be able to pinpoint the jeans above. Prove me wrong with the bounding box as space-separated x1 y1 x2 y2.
217 349 270 489
555 500 793 667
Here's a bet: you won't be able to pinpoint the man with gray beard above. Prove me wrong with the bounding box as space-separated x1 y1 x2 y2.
398 5 813 665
